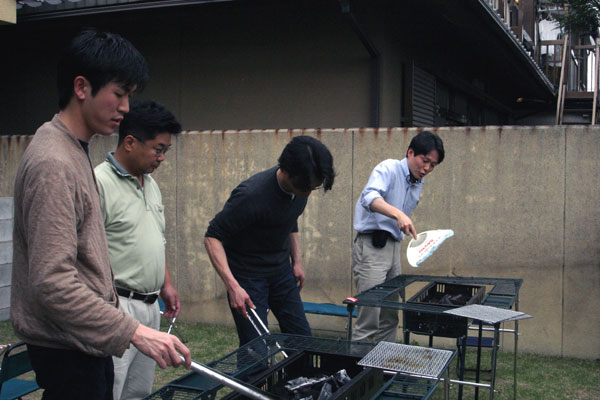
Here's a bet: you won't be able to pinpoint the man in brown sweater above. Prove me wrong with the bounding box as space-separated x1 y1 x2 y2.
11 29 190 400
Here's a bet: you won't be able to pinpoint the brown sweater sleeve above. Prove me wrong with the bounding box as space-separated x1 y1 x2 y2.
12 131 139 357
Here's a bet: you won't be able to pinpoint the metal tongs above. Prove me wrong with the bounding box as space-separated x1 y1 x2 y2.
175 308 289 400
247 307 289 359
179 355 278 400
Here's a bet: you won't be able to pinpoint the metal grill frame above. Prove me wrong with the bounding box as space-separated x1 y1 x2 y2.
348 274 522 313
144 335 380 400
404 281 487 338
220 349 386 400
347 274 524 400
358 342 455 379
145 334 457 400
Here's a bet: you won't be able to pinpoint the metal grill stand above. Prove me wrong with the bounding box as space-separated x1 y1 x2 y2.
443 305 532 400
358 342 455 400
346 274 523 400
146 335 456 400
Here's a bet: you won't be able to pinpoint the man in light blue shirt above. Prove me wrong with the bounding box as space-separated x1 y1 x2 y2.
352 130 445 342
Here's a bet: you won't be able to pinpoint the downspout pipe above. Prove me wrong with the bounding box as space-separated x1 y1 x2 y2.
339 0 381 127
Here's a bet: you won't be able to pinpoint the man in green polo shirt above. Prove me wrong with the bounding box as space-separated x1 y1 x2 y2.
95 100 182 400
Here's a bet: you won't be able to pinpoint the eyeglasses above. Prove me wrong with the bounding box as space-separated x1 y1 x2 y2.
151 146 170 156
131 135 171 156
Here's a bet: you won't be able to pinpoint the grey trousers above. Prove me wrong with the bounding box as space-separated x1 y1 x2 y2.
351 233 402 343
113 296 160 400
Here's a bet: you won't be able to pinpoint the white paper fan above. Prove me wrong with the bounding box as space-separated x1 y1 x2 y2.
407 229 454 267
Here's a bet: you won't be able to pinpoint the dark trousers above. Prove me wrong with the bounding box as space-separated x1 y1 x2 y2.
229 264 311 347
27 344 114 400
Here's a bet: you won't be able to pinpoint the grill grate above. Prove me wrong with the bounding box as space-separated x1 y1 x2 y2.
443 304 532 324
358 342 454 379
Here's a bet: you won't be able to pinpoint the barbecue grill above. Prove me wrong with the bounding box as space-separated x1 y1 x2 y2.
404 282 486 338
144 334 456 400
346 274 523 400
221 350 384 400
145 335 377 400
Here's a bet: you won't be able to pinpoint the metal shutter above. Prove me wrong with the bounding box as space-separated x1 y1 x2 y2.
412 64 436 127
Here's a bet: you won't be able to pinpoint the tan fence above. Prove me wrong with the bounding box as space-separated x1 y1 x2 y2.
1 126 598 359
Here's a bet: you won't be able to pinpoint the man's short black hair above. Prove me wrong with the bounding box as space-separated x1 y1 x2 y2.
118 100 181 146
57 29 149 110
407 130 445 163
278 136 335 192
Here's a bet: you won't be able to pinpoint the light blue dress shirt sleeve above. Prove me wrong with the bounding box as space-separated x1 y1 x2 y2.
353 158 423 240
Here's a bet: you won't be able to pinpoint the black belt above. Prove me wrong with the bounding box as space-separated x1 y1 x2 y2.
116 287 159 304
357 231 399 241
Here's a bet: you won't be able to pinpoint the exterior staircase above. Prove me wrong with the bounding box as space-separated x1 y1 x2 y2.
555 36 600 125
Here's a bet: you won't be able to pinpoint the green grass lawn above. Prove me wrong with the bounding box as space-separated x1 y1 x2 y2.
1 319 598 399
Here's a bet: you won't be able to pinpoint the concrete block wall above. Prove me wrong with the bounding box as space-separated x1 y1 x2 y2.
0 197 13 321
1 126 598 359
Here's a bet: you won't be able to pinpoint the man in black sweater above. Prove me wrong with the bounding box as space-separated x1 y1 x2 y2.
205 136 335 346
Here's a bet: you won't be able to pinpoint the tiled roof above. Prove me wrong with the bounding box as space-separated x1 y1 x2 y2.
17 0 230 20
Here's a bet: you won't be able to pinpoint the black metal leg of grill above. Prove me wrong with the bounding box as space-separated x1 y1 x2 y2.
489 323 501 400
475 321 483 400
458 334 467 400
444 367 450 400
428 335 433 347
514 293 520 400
346 304 354 341
403 329 410 345
344 298 358 341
